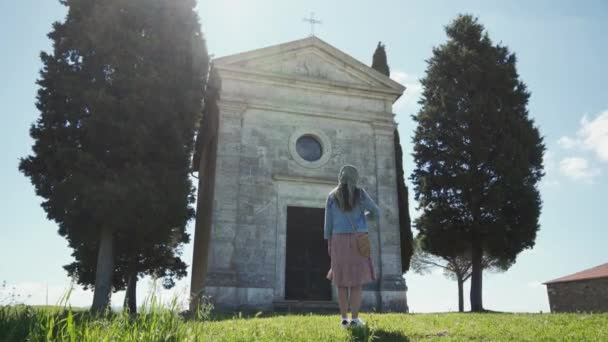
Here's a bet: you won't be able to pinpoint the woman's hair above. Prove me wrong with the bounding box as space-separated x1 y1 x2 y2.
331 165 361 212
334 183 360 212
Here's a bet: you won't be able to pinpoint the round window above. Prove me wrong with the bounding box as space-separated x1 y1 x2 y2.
296 135 323 162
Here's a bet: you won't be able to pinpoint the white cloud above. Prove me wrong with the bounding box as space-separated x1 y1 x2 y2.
579 111 608 162
391 71 423 113
557 136 578 149
558 110 608 162
559 157 600 183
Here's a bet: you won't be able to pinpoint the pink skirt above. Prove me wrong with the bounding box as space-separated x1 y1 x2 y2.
326 233 376 287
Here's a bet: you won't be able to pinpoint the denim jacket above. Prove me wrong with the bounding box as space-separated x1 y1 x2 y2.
324 188 380 240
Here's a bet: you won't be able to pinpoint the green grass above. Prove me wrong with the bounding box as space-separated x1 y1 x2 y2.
1 305 607 341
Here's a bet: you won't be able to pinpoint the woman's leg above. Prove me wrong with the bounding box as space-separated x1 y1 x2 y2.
350 285 362 319
337 286 349 318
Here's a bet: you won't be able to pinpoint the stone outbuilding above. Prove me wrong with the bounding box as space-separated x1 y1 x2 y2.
189 36 408 312
544 262 608 313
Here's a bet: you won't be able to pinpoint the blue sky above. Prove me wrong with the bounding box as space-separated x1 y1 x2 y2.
1 0 606 312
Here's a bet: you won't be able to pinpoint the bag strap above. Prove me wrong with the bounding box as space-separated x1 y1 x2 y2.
344 211 358 233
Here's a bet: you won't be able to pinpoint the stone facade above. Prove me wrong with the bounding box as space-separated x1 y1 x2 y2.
546 278 608 313
190 36 408 312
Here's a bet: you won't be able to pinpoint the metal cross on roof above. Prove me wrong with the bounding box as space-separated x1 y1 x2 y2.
303 12 322 36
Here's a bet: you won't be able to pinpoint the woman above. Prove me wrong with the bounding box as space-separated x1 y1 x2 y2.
324 165 380 328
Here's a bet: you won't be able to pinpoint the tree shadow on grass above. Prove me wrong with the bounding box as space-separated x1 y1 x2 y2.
350 326 410 342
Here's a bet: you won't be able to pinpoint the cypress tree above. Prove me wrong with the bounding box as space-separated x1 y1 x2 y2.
394 129 414 273
371 41 414 273
189 65 221 311
411 15 544 311
19 0 208 313
372 42 390 77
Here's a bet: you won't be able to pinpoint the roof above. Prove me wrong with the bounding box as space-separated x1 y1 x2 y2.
544 262 608 285
213 36 405 101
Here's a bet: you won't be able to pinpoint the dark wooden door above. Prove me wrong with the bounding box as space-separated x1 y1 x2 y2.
285 206 331 301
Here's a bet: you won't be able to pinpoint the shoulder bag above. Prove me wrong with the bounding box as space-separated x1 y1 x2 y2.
345 211 371 258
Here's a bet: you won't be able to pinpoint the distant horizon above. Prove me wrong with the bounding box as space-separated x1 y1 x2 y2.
1 0 607 313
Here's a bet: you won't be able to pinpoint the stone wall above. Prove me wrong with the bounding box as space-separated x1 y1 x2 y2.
546 278 608 313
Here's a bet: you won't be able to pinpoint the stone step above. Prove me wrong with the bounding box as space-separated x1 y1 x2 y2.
273 300 339 313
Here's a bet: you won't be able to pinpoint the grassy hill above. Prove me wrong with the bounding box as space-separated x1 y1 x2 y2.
1 305 607 341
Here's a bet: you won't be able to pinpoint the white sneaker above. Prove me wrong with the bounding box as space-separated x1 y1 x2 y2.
340 319 350 329
350 318 365 328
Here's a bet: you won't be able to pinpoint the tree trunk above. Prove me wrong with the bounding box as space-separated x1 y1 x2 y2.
457 275 464 313
91 227 114 314
123 270 137 314
470 238 484 312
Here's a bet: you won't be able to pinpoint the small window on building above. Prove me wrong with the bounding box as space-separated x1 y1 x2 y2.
296 135 323 162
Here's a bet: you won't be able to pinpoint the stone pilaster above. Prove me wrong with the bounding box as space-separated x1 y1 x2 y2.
372 120 408 312
204 100 246 290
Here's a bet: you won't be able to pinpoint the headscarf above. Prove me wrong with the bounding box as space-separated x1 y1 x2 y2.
331 165 360 212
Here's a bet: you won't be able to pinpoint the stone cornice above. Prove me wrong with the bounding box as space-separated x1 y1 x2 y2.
372 121 397 135
217 66 401 102
272 174 336 186
219 96 394 125
217 100 247 118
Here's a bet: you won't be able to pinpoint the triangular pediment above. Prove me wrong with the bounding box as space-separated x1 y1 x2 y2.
214 36 405 99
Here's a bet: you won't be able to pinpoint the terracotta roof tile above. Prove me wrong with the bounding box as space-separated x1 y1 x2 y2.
544 263 608 284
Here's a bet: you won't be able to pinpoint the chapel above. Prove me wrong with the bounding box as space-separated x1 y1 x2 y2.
190 36 408 312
